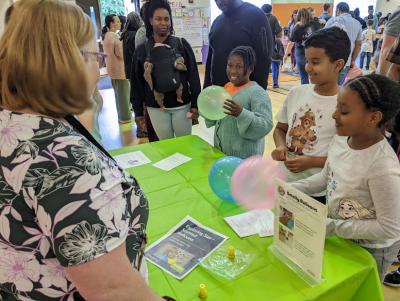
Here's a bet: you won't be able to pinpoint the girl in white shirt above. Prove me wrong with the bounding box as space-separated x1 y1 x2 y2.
292 74 400 281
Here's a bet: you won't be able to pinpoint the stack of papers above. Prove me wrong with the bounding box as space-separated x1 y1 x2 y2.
113 152 192 172
224 210 275 238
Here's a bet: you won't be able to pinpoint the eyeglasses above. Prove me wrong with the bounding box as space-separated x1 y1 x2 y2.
81 50 107 66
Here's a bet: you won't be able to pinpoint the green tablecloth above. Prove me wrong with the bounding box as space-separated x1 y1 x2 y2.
110 135 384 301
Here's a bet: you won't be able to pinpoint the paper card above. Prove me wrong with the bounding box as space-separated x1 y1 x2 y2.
153 153 192 171
271 179 327 285
257 210 275 237
224 210 274 238
113 151 151 169
145 216 228 279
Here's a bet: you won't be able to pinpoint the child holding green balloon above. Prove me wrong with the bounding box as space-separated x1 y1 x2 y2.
204 46 273 159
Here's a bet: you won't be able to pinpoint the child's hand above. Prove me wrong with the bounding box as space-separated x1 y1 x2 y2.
223 99 243 117
190 108 199 119
284 156 311 173
271 146 288 161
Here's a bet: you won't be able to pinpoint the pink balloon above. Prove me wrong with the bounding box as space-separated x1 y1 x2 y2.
231 156 286 210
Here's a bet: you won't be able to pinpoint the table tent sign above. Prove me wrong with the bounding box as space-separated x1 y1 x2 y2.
269 179 328 286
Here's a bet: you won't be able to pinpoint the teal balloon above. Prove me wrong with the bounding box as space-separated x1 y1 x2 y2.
198 85 231 120
208 156 243 203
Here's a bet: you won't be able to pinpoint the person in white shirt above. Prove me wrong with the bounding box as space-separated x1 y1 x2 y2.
292 74 400 281
272 27 350 204
360 20 376 70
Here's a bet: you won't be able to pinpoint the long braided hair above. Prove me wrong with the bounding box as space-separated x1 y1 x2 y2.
346 74 400 138
228 46 257 74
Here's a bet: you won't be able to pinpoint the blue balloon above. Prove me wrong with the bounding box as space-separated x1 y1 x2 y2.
208 156 243 203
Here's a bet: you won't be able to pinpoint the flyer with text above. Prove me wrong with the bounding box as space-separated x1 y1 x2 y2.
145 216 228 279
272 179 327 284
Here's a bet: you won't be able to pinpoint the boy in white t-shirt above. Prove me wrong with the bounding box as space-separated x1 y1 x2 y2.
360 19 376 70
271 27 351 203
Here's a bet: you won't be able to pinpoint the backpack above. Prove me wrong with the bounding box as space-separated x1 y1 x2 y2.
272 38 284 61
145 37 184 93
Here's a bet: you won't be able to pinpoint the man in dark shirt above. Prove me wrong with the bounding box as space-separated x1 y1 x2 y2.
262 4 282 88
204 0 273 89
262 4 282 40
354 8 367 30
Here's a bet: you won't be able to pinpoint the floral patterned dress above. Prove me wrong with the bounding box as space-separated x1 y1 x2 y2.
0 109 149 300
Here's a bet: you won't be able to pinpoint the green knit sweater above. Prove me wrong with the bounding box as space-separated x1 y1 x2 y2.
205 82 273 159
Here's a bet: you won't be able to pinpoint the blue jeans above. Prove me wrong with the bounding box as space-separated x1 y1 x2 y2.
147 104 192 140
364 240 400 282
360 52 372 69
338 66 350 85
271 60 281 86
295 50 309 84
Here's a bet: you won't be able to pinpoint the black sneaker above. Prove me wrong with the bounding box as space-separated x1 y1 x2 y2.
383 269 400 287
273 84 280 89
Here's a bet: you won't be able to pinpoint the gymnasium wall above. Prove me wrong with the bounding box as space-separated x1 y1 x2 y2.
271 0 334 27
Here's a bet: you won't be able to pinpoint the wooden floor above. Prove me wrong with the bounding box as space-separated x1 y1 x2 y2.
98 65 399 301
98 65 295 153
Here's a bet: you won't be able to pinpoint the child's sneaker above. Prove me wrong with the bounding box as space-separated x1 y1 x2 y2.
383 269 400 287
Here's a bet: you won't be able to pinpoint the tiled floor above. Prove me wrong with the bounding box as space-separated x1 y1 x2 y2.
98 66 399 301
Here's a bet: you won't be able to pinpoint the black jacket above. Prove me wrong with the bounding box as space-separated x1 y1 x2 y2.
122 30 137 80
290 22 320 54
204 2 273 89
132 36 201 116
266 13 283 61
356 16 367 30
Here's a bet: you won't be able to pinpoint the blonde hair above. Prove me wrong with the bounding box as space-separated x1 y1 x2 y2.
337 199 375 219
0 0 95 117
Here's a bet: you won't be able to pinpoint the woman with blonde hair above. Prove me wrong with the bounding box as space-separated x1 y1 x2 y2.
0 1 166 300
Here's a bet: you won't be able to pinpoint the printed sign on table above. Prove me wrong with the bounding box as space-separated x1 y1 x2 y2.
270 179 327 286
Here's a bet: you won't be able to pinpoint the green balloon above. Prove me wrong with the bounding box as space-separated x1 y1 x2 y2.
197 85 231 120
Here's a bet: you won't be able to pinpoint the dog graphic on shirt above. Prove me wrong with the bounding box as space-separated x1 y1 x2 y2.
288 109 317 155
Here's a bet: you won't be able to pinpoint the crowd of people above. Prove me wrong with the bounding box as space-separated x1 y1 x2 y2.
269 3 396 88
0 1 399 300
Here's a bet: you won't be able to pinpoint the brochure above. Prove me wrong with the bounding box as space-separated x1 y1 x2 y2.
145 216 228 279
